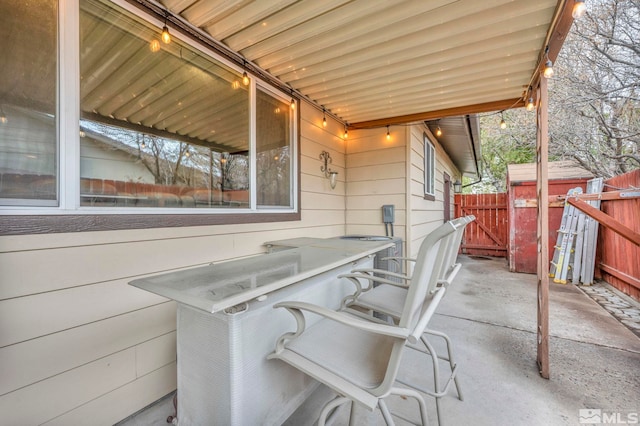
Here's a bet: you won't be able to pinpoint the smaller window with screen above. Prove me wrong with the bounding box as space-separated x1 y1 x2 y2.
424 133 436 199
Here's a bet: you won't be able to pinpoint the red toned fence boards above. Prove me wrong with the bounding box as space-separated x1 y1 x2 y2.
455 193 508 257
508 178 591 273
598 170 640 301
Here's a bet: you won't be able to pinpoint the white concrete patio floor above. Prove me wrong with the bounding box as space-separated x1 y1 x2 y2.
119 255 640 426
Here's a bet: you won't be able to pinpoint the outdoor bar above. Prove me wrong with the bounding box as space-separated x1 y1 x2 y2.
129 238 392 425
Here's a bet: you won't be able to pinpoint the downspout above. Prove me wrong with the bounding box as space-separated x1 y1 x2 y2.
462 115 482 189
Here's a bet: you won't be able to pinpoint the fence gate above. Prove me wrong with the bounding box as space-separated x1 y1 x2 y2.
455 193 508 257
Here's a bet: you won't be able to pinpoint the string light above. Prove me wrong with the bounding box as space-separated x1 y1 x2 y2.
343 124 348 139
161 17 171 44
500 112 507 129
543 60 554 78
436 126 442 137
0 106 7 124
386 125 391 141
526 97 535 111
322 108 327 127
242 61 250 86
572 0 586 19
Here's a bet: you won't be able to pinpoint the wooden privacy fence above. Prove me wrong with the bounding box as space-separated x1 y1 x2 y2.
597 169 640 301
454 193 508 257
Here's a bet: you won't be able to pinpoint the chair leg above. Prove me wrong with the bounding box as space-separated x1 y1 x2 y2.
378 399 395 426
318 395 351 426
391 388 430 426
420 335 443 426
424 329 463 401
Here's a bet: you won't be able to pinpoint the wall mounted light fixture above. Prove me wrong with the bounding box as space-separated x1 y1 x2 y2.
319 150 338 189
453 179 462 194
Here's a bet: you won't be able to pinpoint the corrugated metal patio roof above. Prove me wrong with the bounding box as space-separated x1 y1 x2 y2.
155 0 571 127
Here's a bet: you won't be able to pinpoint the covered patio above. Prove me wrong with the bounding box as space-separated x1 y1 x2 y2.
4 0 634 424
120 254 640 425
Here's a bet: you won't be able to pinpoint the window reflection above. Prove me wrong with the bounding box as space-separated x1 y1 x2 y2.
0 0 58 205
256 89 292 208
79 0 249 208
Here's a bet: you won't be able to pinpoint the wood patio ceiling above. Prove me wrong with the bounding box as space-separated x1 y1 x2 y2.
157 0 568 127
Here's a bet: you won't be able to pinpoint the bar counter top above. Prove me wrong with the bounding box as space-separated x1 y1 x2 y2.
129 238 392 314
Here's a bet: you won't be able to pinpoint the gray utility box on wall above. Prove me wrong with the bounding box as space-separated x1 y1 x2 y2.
338 235 404 282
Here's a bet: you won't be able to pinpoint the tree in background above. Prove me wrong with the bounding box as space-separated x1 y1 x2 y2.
478 109 537 193
476 0 639 192
551 0 639 178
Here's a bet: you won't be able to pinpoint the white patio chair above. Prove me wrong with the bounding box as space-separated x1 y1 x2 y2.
268 221 457 425
338 215 475 426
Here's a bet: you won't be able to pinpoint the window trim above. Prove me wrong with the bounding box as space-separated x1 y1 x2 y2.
423 132 436 201
0 0 301 234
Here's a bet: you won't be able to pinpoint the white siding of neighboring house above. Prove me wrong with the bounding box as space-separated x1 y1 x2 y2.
80 137 155 183
0 101 346 425
407 125 459 258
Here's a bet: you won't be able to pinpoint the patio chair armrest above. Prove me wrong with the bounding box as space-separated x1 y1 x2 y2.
437 263 462 288
274 301 412 341
380 256 416 263
338 273 410 289
378 256 416 272
410 286 446 342
350 268 411 281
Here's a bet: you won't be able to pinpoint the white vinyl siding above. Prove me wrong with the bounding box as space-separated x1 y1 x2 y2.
408 125 458 258
345 126 407 240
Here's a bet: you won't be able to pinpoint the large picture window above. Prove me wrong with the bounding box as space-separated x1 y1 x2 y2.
0 0 298 228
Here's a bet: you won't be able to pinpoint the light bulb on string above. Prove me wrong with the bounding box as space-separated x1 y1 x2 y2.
526 97 535 111
322 108 327 127
436 126 442 137
242 61 250 85
159 10 172 44
499 112 507 129
543 60 554 78
386 125 391 141
343 124 348 139
572 0 586 19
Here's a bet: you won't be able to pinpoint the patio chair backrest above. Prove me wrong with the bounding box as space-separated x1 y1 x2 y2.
441 215 475 276
371 221 456 396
